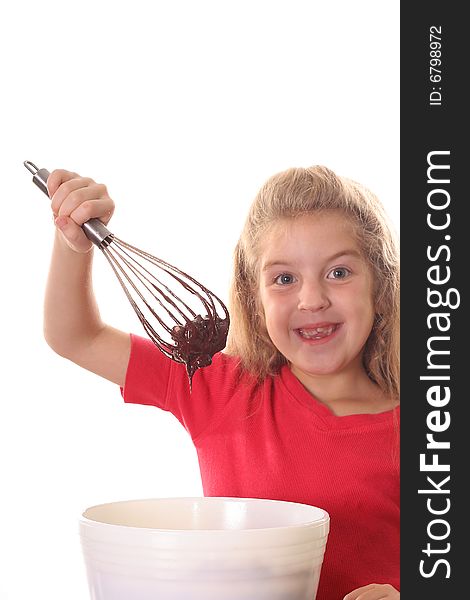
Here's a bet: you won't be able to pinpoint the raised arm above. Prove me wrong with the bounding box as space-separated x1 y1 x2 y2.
43 169 130 387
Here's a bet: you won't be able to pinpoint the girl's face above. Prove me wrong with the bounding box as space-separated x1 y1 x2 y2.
258 211 375 383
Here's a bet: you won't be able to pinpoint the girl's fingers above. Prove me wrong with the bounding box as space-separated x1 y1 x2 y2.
54 216 93 253
47 169 80 200
343 584 399 600
57 183 112 222
51 176 95 215
47 168 114 252
69 196 115 226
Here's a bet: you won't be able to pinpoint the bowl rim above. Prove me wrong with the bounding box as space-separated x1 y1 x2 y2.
79 496 330 534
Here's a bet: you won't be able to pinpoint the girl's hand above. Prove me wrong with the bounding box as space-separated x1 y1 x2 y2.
343 583 399 600
47 169 115 253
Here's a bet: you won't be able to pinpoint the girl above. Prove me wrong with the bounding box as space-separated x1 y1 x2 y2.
45 165 400 600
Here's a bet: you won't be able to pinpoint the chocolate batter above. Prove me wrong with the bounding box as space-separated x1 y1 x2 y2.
102 236 230 389
171 313 230 385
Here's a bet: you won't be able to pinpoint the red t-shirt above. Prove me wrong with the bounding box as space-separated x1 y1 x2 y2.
122 334 400 600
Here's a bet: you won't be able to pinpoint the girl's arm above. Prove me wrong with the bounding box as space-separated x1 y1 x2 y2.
44 169 130 387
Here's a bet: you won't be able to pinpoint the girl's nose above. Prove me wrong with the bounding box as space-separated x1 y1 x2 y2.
297 282 331 312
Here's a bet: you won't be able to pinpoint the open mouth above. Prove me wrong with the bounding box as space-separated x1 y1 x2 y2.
296 323 340 341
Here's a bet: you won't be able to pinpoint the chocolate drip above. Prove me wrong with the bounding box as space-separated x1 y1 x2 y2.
171 313 230 386
101 237 230 389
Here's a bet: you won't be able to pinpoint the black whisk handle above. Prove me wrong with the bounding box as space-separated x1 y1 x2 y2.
24 161 114 249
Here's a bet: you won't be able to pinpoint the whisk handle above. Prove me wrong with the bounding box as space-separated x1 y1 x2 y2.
82 219 114 248
24 161 114 249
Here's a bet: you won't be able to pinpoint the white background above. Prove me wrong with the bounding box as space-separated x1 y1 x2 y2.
0 1 399 598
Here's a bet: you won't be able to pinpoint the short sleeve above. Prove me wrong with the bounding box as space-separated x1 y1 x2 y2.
121 333 173 410
120 333 247 442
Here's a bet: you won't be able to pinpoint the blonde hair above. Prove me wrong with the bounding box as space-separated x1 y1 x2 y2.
225 165 400 401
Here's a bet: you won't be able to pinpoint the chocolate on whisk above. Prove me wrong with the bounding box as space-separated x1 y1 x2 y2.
171 313 230 384
25 161 230 387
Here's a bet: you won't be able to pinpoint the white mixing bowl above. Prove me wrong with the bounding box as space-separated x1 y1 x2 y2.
80 496 329 600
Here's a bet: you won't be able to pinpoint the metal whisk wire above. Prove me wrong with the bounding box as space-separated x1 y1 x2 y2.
25 161 230 383
101 236 229 359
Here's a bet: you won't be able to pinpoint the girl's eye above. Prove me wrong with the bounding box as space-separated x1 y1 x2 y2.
274 273 296 285
327 267 351 280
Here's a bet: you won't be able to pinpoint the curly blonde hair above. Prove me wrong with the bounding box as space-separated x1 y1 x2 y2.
225 165 400 401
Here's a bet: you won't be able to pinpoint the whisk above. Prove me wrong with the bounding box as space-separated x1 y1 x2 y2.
24 161 230 386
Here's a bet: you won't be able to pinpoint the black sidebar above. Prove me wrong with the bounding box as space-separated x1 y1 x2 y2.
401 3 466 598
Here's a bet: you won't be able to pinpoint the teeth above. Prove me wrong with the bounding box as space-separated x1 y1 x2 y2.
298 325 335 339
